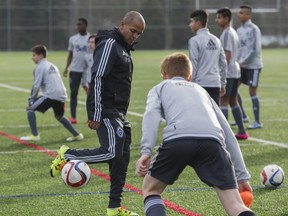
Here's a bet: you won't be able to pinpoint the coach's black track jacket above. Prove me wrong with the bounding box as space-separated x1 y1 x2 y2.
87 27 134 122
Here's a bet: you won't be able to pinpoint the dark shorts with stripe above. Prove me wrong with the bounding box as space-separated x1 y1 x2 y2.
148 138 237 190
225 78 239 97
28 96 65 117
240 68 262 87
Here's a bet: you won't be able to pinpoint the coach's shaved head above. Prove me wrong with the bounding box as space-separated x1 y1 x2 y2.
122 11 146 27
119 11 146 45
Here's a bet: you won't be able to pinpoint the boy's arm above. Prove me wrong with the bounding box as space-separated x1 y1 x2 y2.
211 98 251 182
28 67 44 106
136 86 162 177
140 87 162 156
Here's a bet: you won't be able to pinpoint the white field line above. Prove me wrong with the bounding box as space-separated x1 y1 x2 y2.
1 83 288 148
248 137 288 148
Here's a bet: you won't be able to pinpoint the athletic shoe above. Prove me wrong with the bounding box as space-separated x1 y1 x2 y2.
68 117 78 124
20 134 40 142
231 117 250 126
235 133 249 140
66 133 84 142
50 145 69 177
107 207 139 216
247 121 263 129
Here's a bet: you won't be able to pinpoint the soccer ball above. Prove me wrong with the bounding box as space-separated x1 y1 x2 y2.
260 164 285 188
61 160 91 188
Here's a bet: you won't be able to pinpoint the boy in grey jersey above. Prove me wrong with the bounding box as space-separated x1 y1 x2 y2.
237 5 263 129
136 53 255 216
20 45 83 142
82 34 96 94
215 8 248 140
63 18 90 124
188 9 227 106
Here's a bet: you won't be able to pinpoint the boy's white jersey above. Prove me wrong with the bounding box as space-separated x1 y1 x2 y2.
29 59 67 104
68 33 90 72
82 52 94 84
237 19 263 69
141 77 250 181
220 26 240 78
188 28 227 88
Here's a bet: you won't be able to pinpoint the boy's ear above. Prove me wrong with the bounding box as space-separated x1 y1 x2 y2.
187 74 192 81
161 71 169 80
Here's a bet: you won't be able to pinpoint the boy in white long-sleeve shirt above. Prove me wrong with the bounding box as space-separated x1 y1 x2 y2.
237 5 263 129
20 45 83 142
188 9 227 106
136 52 255 216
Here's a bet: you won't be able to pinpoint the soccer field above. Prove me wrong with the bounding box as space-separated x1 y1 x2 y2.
0 49 287 216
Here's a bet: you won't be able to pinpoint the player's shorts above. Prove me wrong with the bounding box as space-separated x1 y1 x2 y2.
203 87 220 106
240 68 262 87
148 138 237 190
28 96 65 117
224 78 239 97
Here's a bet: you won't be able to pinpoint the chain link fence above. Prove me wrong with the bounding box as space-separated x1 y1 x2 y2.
0 0 287 50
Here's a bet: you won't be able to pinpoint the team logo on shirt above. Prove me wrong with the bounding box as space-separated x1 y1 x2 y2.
206 39 217 50
48 65 57 74
75 45 88 52
116 127 124 138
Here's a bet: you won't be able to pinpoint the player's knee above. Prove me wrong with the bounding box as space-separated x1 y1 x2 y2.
54 115 62 121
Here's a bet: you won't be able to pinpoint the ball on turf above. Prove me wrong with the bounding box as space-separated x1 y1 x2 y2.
240 191 253 208
260 164 285 188
61 160 91 188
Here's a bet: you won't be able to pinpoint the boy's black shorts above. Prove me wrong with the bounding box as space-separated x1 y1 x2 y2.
148 138 237 190
28 96 65 117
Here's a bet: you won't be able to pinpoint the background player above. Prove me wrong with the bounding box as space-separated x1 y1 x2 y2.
237 5 263 129
188 9 227 106
20 45 83 142
82 34 96 94
215 8 248 140
63 18 90 124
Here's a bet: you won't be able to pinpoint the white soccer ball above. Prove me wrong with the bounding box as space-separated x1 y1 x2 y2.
61 160 91 188
260 164 285 188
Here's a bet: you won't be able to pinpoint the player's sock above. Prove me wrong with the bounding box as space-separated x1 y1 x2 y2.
220 106 229 120
27 110 38 136
237 93 247 119
232 105 246 134
251 95 260 123
144 195 166 216
59 117 79 136
238 210 256 216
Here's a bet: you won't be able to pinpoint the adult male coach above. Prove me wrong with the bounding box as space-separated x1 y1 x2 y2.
188 9 227 106
215 8 248 140
50 11 146 216
237 5 263 129
136 52 255 216
63 18 90 124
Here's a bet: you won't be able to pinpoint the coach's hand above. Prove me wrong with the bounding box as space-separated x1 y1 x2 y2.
136 154 151 177
87 120 101 130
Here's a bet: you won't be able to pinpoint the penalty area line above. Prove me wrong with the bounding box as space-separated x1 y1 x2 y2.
0 130 201 216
